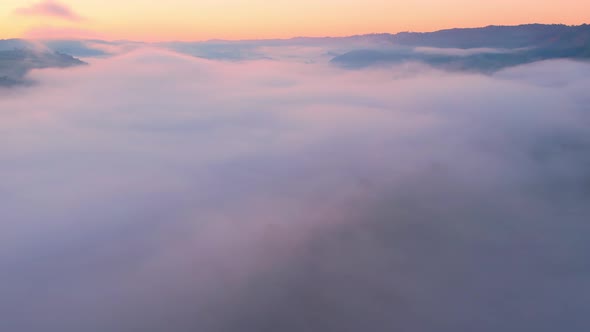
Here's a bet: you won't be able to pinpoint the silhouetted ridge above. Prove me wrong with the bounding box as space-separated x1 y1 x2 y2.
331 24 590 72
392 24 589 49
0 47 86 87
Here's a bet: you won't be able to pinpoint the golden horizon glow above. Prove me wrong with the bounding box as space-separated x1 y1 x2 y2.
1 0 589 41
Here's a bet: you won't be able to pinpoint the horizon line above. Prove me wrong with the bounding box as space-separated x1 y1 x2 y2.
2 22 588 44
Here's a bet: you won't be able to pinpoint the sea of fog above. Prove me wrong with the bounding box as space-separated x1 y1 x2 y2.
1 48 589 331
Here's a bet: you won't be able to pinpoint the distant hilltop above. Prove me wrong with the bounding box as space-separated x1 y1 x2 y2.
0 48 86 87
391 24 590 49
330 24 590 72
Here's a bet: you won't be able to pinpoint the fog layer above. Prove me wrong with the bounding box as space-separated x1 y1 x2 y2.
1 49 589 332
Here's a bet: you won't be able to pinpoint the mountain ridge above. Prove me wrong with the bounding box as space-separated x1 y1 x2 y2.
330 24 590 72
0 48 86 87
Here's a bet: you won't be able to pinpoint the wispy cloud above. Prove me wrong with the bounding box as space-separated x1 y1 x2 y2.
14 1 82 22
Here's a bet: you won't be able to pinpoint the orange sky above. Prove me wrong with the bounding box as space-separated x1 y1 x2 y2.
1 0 589 41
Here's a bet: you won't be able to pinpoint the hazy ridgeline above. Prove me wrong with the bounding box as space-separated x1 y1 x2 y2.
2 24 590 86
1 43 589 331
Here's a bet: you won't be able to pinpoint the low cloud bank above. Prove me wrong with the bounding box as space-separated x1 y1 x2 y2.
1 50 589 332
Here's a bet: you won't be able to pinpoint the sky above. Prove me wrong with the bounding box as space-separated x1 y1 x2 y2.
1 0 589 41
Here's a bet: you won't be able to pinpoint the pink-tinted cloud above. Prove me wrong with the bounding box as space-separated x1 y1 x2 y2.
14 1 82 22
1 48 590 332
